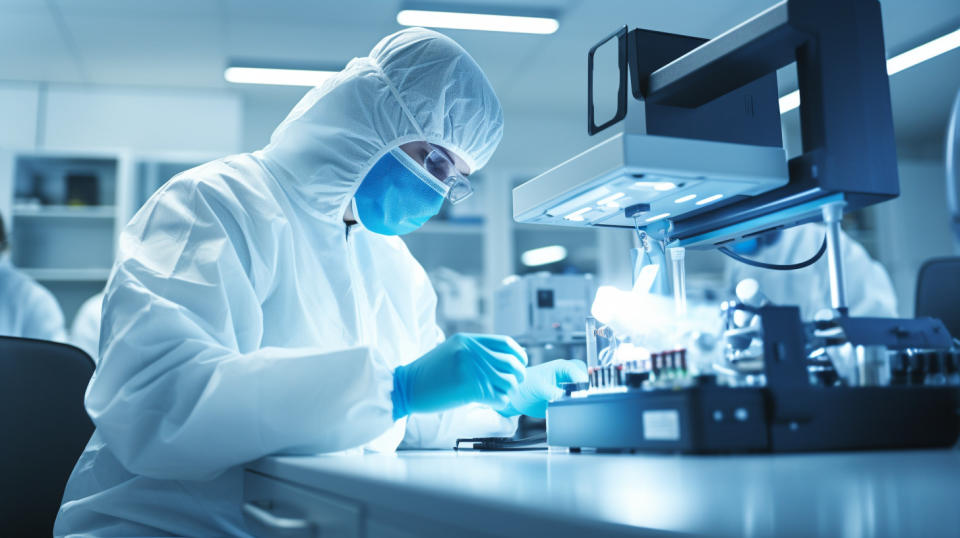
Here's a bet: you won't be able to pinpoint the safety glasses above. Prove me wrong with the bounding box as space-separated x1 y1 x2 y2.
422 146 473 205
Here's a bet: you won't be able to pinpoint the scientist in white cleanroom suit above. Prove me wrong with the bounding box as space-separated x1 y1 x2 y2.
0 211 67 342
725 223 898 318
56 28 586 537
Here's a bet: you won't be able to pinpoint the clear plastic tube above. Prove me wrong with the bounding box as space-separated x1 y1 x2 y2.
670 247 687 317
585 317 599 370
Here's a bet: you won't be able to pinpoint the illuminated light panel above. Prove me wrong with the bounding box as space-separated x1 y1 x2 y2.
521 245 568 267
396 9 559 34
633 181 676 191
779 28 960 114
563 207 592 221
645 212 670 222
224 67 337 87
695 194 724 206
674 194 697 204
598 192 626 207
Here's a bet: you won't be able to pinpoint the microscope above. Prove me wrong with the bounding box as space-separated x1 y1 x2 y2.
514 0 960 452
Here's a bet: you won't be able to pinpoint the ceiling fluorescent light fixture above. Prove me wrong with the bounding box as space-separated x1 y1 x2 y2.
779 27 960 114
224 66 338 87
397 8 558 34
521 245 568 266
886 27 960 75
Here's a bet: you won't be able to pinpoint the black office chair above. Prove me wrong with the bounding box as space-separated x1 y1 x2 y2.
0 336 95 536
916 257 960 340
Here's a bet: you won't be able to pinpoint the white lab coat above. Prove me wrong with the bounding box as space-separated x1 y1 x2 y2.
0 258 66 342
725 223 898 319
56 28 512 537
69 291 103 363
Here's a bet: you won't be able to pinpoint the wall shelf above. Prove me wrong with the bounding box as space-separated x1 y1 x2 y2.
21 267 112 281
13 205 117 219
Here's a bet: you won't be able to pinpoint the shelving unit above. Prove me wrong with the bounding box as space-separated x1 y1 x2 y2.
2 150 130 323
12 205 117 219
0 149 220 325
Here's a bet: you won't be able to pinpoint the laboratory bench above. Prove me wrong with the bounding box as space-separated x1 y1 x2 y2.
244 448 960 537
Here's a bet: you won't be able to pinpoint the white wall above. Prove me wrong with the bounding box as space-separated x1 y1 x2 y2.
0 82 40 149
875 158 956 316
0 81 242 155
42 85 241 154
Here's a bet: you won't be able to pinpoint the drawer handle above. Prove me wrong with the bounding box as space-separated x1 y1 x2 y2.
243 501 315 536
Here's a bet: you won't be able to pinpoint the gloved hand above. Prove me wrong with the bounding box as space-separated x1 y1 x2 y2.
391 333 527 419
499 359 588 418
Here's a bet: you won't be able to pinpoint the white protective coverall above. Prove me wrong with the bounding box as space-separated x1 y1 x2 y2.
726 223 898 319
55 28 514 537
70 291 103 363
0 258 66 342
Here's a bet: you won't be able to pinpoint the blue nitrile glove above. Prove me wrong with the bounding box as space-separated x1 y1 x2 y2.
391 333 528 420
499 359 588 418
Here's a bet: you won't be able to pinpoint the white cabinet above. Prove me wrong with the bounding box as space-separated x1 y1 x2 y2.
5 150 129 322
243 471 362 538
243 470 486 538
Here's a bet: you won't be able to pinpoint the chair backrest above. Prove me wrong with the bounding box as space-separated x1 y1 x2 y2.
916 257 960 339
0 336 95 536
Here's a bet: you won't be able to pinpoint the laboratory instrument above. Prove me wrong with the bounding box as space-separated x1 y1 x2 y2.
493 273 595 365
517 0 960 453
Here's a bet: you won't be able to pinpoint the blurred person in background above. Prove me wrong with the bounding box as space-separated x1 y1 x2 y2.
0 210 66 342
725 223 898 319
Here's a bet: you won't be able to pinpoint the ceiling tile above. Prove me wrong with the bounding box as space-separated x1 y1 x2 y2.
61 11 223 86
0 7 83 82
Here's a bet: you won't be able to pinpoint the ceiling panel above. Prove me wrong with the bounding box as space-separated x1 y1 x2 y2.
0 5 83 82
61 10 224 86
51 0 219 18
0 0 957 145
223 19 391 67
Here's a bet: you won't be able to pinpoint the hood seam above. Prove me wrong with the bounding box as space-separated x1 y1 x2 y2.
373 58 426 142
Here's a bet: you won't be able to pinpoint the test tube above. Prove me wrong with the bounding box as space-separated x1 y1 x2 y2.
670 247 687 317
586 317 599 370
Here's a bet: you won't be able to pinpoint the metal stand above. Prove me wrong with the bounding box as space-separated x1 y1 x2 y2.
821 202 848 313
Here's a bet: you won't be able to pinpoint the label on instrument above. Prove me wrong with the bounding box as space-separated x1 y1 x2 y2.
642 410 680 441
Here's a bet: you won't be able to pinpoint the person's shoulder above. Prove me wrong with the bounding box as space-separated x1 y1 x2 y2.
160 154 285 220
0 263 58 305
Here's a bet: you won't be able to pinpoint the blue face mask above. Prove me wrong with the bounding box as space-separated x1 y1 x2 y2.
353 148 446 236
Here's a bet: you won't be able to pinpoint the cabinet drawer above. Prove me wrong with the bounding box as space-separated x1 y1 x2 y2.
243 471 362 538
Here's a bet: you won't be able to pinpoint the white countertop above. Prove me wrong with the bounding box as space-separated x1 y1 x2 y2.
248 448 960 537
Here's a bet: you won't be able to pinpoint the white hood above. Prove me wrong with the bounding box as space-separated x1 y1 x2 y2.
262 27 504 222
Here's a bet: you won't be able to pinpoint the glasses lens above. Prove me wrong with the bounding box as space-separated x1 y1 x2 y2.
446 176 473 204
424 148 472 204
423 150 454 182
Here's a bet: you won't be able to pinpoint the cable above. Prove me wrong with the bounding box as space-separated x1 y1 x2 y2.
718 235 827 271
